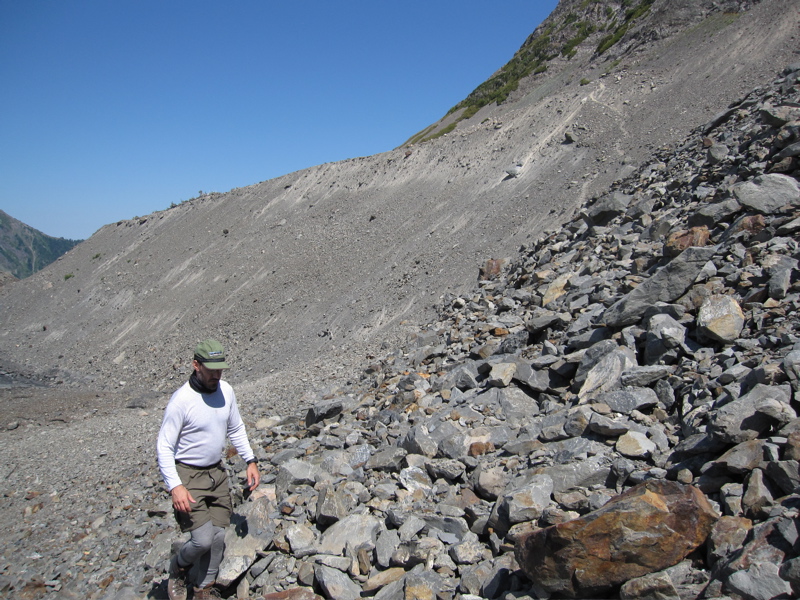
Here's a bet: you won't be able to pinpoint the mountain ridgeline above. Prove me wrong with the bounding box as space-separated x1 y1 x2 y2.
0 209 82 280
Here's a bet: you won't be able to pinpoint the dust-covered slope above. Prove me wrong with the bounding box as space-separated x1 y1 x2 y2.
0 0 797 403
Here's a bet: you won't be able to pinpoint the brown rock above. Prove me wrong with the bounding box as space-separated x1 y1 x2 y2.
515 480 718 598
362 567 406 593
707 515 753 568
785 431 800 461
729 214 767 238
480 258 510 280
469 441 496 456
665 226 710 257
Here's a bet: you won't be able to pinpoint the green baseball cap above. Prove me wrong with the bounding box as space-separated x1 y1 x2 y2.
193 339 230 369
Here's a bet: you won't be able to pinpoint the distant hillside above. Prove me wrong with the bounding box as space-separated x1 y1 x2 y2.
0 210 82 279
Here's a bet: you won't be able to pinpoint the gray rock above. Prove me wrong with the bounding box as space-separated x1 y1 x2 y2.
732 173 800 213
616 431 657 458
313 564 361 600
218 496 278 585
445 363 480 391
276 458 320 493
316 486 354 526
316 514 382 556
498 475 554 525
577 345 638 400
619 571 681 600
542 455 612 493
583 192 635 226
286 524 317 558
620 365 674 387
726 561 792 600
767 255 798 300
306 399 345 427
375 529 401 569
487 362 517 387
450 535 488 565
511 360 551 392
784 350 800 393
708 384 792 444
597 387 660 415
589 412 632 436
365 446 407 471
425 457 466 482
401 425 438 458
602 246 718 327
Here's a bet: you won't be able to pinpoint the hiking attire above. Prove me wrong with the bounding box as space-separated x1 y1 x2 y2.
157 368 257 595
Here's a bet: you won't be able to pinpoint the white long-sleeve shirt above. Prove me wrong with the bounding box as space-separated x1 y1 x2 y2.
156 379 256 491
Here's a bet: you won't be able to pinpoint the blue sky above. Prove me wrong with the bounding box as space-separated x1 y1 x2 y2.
0 1 558 240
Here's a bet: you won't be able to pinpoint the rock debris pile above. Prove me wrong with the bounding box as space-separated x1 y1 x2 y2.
4 64 800 600
195 64 800 600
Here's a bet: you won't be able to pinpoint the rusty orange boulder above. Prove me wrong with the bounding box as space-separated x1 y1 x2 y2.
514 480 718 598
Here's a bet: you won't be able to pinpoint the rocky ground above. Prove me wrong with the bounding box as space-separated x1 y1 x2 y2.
2 62 800 600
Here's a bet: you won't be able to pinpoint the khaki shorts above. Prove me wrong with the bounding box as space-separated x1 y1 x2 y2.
174 462 232 532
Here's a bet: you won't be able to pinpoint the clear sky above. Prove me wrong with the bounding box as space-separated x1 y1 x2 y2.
1 1 559 240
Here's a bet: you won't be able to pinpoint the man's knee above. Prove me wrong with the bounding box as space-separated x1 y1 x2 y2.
189 521 217 553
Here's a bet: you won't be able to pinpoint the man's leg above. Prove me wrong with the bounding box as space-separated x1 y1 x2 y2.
193 465 231 591
195 525 226 588
169 465 215 599
176 520 217 569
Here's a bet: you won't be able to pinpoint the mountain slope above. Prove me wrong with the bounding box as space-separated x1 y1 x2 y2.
0 0 797 399
0 209 82 279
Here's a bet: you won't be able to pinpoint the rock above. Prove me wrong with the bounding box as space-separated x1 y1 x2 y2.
577 345 637 400
583 191 634 226
316 514 382 556
261 589 324 600
313 564 361 600
731 173 800 213
708 384 792 444
767 255 798 300
665 226 711 257
616 431 657 458
515 481 718 597
602 246 718 327
619 571 681 600
715 516 797 599
707 515 753 568
487 362 516 387
218 495 278 585
696 294 745 343
597 387 660 415
305 399 344 427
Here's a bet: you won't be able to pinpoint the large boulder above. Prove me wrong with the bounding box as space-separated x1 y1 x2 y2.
731 173 800 213
515 480 718 598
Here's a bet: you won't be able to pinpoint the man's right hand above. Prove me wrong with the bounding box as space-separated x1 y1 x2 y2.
170 484 196 513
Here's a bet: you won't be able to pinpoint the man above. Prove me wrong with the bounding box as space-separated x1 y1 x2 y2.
157 339 260 600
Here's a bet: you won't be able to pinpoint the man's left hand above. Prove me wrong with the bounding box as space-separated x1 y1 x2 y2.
246 461 260 491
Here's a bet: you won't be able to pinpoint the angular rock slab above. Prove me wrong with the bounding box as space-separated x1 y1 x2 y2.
707 384 792 444
218 495 278 586
601 246 717 327
732 173 800 214
515 480 718 598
